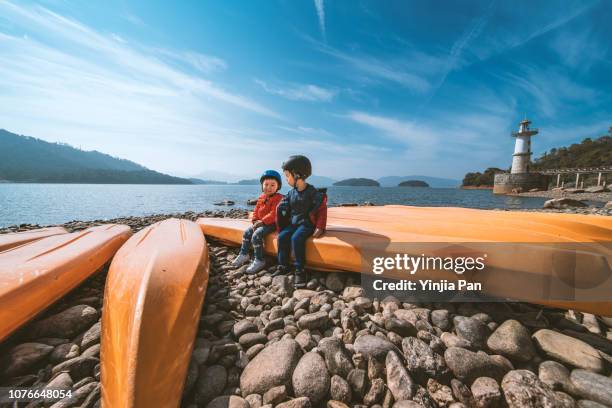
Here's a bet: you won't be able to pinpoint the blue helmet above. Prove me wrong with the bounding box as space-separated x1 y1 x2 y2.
260 170 282 191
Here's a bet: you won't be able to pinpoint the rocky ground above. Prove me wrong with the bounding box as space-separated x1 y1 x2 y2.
1 211 611 408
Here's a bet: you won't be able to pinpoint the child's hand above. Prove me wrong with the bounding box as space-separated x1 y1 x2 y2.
253 220 264 229
313 228 324 238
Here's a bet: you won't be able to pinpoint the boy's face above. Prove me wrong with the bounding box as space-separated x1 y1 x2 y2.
262 179 279 195
284 170 296 187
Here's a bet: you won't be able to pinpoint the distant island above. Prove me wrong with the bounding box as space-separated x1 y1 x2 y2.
235 179 259 185
188 178 228 185
0 129 191 184
378 175 459 188
398 180 429 187
462 132 612 188
334 178 380 187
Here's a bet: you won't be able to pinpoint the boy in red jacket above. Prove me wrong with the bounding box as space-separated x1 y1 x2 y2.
231 170 283 274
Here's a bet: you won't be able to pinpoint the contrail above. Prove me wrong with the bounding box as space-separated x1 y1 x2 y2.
314 0 326 41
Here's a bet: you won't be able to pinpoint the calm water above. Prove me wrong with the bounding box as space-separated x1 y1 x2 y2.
0 184 546 228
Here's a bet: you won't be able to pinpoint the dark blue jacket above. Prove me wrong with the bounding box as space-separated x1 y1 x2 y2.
276 184 327 230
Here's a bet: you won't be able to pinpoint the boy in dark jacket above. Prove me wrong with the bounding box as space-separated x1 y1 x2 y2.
274 155 327 288
232 170 284 274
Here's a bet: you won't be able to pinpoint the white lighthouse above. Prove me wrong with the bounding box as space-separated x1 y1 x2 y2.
510 118 538 174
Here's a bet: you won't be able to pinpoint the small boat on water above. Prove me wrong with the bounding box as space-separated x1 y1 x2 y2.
101 218 209 408
198 205 612 316
0 226 68 252
0 224 132 342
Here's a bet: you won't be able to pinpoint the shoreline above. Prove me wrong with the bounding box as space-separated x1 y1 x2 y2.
510 190 612 203
1 211 611 407
1 203 610 234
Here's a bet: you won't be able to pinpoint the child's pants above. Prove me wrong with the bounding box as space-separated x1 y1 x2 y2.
240 224 275 260
277 224 314 269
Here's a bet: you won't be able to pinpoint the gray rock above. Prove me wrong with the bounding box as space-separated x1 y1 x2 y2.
471 377 501 408
431 310 451 331
206 395 250 408
196 365 227 405
384 318 417 337
455 317 490 349
233 320 258 339
347 368 368 399
49 342 80 365
51 356 98 381
298 311 330 330
364 378 386 405
427 378 454 407
246 344 265 360
487 319 536 363
276 397 312 408
81 344 100 359
444 347 508 384
325 273 346 293
402 337 449 382
295 330 317 352
501 369 560 408
240 339 302 396
451 379 475 406
570 369 612 406
245 394 262 408
263 385 287 405
538 360 571 391
45 372 74 390
386 350 415 401
354 335 400 359
29 305 99 339
342 286 364 300
2 342 54 377
78 322 101 351
543 198 587 209
292 352 330 404
577 400 608 408
327 401 350 408
184 358 199 396
49 381 97 408
294 289 318 300
391 402 424 408
441 332 473 349
532 329 604 373
239 333 267 349
554 392 576 408
330 375 352 404
318 337 354 378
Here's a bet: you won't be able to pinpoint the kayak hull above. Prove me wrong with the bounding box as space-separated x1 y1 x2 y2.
101 218 209 408
0 224 132 342
0 227 68 252
197 206 612 316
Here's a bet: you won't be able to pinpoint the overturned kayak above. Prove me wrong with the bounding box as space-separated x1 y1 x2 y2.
0 226 68 252
101 219 209 408
198 206 612 315
0 224 131 342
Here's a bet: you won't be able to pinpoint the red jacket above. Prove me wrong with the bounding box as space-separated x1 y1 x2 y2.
310 193 327 230
252 192 283 225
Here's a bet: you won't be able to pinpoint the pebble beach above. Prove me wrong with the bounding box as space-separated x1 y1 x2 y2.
1 210 611 408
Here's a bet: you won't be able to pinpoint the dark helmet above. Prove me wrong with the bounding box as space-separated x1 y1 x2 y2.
282 155 312 179
260 169 282 191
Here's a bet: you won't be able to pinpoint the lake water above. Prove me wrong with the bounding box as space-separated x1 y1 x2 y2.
0 183 547 228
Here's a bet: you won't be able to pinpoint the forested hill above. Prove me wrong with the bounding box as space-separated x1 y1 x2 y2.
0 129 191 184
532 133 612 170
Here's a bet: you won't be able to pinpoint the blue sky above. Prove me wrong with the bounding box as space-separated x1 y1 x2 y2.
0 0 610 181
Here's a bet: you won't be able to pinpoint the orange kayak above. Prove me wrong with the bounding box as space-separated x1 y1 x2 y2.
0 227 68 252
197 206 612 316
0 224 131 342
101 219 209 408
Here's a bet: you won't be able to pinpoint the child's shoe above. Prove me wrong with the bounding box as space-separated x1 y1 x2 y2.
246 259 266 274
271 265 290 277
231 253 250 268
293 268 308 289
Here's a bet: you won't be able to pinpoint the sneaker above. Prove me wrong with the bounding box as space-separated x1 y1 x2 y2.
246 259 266 274
293 268 308 289
271 265 290 277
231 253 250 268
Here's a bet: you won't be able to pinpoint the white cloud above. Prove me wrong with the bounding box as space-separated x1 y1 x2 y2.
255 79 337 102
314 0 326 41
